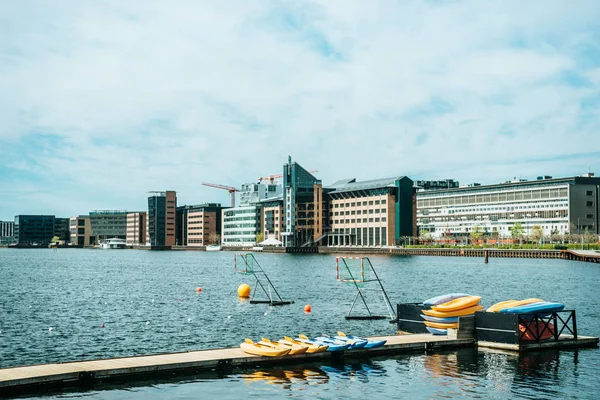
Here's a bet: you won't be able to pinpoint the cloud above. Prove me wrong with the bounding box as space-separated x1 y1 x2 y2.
0 0 599 218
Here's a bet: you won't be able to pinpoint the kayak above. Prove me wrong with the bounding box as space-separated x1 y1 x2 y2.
519 321 556 341
432 296 481 312
500 302 564 315
422 293 470 306
315 335 367 350
297 334 350 352
424 320 459 329
486 300 518 313
258 338 308 355
240 339 291 357
335 331 387 349
422 304 484 318
491 298 544 312
426 326 447 335
420 314 459 323
282 336 328 353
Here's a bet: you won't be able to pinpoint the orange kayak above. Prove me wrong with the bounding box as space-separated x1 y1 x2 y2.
432 296 481 312
423 304 484 318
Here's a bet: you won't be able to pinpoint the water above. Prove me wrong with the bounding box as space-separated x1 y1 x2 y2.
1 249 599 399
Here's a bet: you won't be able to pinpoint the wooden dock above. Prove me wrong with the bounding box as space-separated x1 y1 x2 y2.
478 335 599 352
564 250 600 263
0 334 472 396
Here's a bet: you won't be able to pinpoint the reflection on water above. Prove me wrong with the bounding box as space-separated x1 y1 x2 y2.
243 366 329 386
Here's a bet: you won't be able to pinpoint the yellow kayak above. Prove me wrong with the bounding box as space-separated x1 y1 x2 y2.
424 321 459 329
259 338 308 355
240 339 291 357
432 296 481 312
486 300 518 312
423 304 484 318
283 336 328 353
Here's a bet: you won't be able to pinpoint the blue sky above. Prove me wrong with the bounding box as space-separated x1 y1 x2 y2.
1 0 599 220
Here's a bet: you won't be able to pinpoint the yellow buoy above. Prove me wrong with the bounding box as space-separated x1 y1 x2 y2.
238 284 251 298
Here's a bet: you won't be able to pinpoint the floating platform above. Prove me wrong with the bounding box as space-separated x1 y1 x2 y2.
0 334 473 396
249 300 294 306
478 335 599 352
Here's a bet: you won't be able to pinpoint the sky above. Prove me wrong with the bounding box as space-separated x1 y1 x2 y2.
1 0 599 220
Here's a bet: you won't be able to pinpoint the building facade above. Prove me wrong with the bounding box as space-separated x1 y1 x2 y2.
260 200 284 241
69 216 92 246
416 175 600 239
13 215 56 246
325 176 415 246
89 210 128 243
126 212 147 246
147 191 177 246
0 221 15 244
221 205 260 247
179 203 222 247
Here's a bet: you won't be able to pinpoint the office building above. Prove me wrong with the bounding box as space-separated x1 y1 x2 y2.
0 221 15 244
69 216 92 246
221 205 261 247
416 174 600 238
147 191 177 246
13 215 56 246
54 218 70 242
89 210 128 243
325 176 416 246
260 200 284 241
177 203 223 247
126 212 147 246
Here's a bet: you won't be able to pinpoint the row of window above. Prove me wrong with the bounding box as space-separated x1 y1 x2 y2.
332 209 387 216
332 199 387 208
332 217 387 224
418 187 570 208
329 227 388 246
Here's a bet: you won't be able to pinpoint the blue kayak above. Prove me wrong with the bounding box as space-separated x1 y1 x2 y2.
334 335 387 349
423 293 470 306
315 336 367 350
499 301 565 314
420 314 459 323
297 337 350 352
426 327 447 335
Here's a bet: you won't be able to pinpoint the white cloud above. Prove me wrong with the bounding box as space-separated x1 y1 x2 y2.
0 0 599 218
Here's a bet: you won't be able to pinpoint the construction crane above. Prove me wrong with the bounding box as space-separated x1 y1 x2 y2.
258 170 318 184
202 182 239 208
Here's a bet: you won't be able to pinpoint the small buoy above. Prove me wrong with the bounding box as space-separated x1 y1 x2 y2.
196 287 202 293
304 304 312 313
227 315 231 319
101 324 105 328
104 302 107 305
264 312 268 316
48 327 53 332
187 318 191 322
29 305 32 308
151 299 155 303
146 321 150 325
238 284 251 298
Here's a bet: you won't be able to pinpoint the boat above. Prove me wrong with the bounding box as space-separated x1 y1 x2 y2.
314 335 367 350
99 238 127 249
422 304 484 318
335 332 387 349
206 244 221 252
282 336 328 353
519 322 556 341
426 326 448 335
499 301 564 315
424 321 459 329
240 339 290 357
422 293 470 306
420 314 459 323
431 296 481 312
487 298 544 312
296 334 350 352
486 300 518 312
259 338 308 355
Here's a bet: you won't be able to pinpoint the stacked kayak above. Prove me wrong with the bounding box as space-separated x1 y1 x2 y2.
486 298 564 315
421 294 483 335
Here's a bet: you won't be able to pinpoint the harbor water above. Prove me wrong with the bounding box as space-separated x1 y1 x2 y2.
1 249 599 399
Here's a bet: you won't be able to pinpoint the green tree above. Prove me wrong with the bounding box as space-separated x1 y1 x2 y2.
509 222 525 245
531 225 543 245
255 232 264 244
208 233 221 245
51 236 60 243
470 225 483 245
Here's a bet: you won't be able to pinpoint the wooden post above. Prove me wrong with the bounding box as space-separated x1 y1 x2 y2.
484 250 489 264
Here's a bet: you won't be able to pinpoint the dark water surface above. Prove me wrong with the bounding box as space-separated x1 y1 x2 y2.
1 249 598 399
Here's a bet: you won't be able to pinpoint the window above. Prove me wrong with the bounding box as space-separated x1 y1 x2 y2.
587 201 593 207
382 199 387 204
382 227 387 245
375 200 380 205
587 191 593 196
357 228 362 245
382 217 386 222
587 214 594 219
369 209 374 214
369 201 374 205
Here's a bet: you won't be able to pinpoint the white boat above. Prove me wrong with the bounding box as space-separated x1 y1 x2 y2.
206 244 221 252
100 238 127 249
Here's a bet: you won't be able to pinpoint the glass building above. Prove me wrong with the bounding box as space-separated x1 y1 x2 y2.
13 215 56 246
148 191 177 247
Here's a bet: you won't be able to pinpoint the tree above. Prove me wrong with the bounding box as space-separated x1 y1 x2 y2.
208 233 221 245
509 222 525 246
419 229 431 244
470 225 483 245
51 236 60 243
255 232 264 244
531 225 543 245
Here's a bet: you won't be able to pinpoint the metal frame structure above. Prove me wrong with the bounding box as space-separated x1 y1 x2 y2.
336 256 396 321
235 253 293 306
518 310 577 342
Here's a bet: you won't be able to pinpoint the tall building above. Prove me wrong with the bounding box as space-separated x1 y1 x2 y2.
325 176 415 246
180 203 223 247
147 191 177 246
89 210 128 244
282 156 326 247
54 218 70 242
260 199 284 241
69 216 92 246
221 205 261 247
416 174 600 238
126 212 147 246
13 215 55 246
0 221 15 244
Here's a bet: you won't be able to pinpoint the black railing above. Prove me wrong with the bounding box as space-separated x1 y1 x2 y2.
517 310 577 342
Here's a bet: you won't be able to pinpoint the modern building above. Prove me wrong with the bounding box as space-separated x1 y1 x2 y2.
282 156 327 247
239 182 282 205
13 215 56 246
69 216 92 246
0 221 15 244
126 212 147 246
414 179 460 190
416 174 600 239
177 203 223 247
260 199 284 241
89 210 128 243
147 191 177 246
325 176 416 246
54 218 71 242
221 205 261 247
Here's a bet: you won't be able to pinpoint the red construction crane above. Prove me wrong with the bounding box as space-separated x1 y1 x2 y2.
202 182 239 208
258 170 318 184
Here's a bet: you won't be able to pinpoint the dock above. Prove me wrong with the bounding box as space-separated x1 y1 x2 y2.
0 334 472 396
